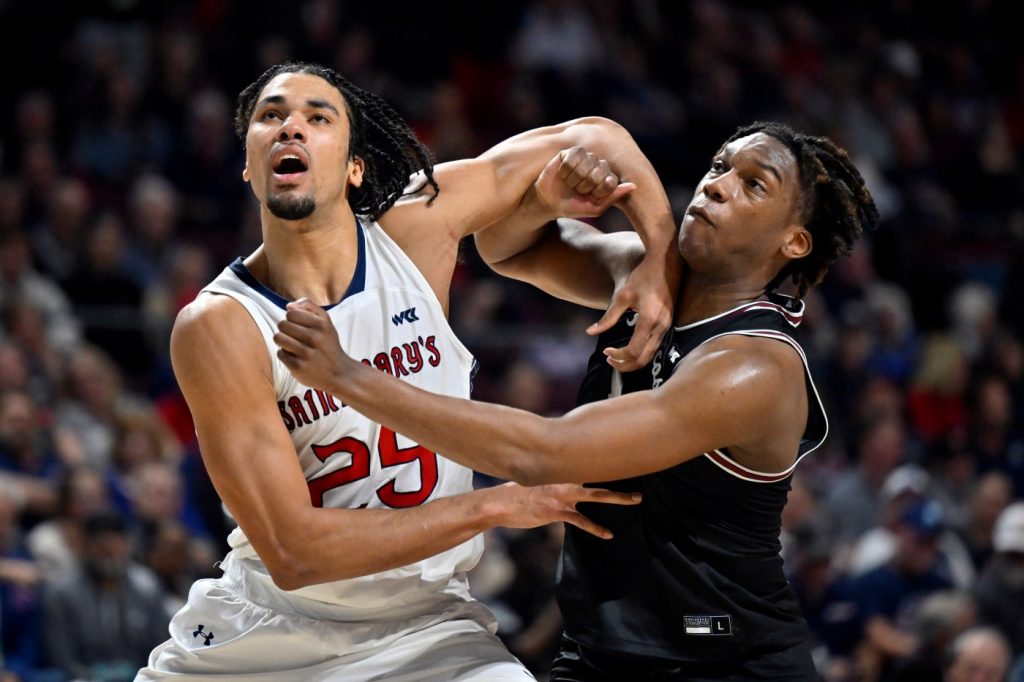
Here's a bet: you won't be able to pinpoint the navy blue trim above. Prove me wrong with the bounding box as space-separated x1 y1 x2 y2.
229 220 367 311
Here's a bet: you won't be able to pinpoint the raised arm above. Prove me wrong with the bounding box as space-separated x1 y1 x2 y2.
275 301 810 486
475 148 682 367
173 295 638 590
382 119 679 367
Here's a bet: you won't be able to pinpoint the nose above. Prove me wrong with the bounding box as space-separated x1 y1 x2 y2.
277 113 306 142
703 174 727 203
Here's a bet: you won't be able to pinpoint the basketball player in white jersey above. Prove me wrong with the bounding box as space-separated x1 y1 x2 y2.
137 61 678 681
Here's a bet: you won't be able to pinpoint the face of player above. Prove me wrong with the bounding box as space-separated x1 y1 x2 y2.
242 71 364 222
679 133 810 282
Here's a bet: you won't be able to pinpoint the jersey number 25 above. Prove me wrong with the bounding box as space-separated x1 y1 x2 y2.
306 427 439 508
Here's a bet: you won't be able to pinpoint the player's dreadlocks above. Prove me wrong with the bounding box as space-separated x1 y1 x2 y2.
724 122 879 298
234 62 438 221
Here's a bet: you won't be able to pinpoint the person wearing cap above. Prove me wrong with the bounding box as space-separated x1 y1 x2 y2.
972 502 1024 658
850 498 956 680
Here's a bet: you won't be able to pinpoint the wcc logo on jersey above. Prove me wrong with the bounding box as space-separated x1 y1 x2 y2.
392 307 419 326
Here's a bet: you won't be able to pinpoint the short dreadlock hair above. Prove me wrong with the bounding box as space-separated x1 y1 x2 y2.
723 122 879 297
234 62 438 221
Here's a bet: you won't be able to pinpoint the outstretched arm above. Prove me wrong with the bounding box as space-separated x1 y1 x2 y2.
276 301 809 485
174 295 638 590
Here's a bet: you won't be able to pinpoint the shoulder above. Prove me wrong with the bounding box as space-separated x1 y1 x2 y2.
675 332 805 393
171 293 271 386
172 292 259 348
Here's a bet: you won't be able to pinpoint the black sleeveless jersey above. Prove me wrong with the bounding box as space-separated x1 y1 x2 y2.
556 293 827 662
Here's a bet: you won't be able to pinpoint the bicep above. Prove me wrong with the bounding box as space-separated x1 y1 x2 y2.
171 299 312 559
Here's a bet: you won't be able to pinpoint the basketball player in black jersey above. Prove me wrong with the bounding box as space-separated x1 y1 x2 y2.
274 122 879 680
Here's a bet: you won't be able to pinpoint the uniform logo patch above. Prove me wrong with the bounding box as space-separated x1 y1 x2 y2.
192 624 214 645
391 307 419 326
684 614 733 636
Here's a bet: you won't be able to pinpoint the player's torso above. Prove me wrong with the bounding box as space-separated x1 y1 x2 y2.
561 296 825 660
201 219 482 611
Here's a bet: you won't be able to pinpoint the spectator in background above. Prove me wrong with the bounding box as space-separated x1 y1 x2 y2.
907 336 969 446
31 178 92 284
42 512 167 682
943 627 1012 682
26 466 111 581
956 471 1014 572
973 502 1024 657
0 486 46 680
969 375 1024 496
64 212 151 378
0 390 59 523
889 590 977 682
852 498 955 680
826 413 908 548
0 231 80 353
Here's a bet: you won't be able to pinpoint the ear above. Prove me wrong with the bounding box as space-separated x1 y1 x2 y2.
347 156 365 189
242 164 250 183
781 225 812 260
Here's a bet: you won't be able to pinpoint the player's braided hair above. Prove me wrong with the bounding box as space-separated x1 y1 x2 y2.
234 62 438 220
724 122 879 298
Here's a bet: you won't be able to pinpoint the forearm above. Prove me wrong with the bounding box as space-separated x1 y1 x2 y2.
271 487 503 589
484 216 643 308
328 362 560 485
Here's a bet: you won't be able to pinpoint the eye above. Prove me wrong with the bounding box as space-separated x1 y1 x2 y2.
747 177 767 192
311 113 330 123
260 110 281 121
710 159 726 173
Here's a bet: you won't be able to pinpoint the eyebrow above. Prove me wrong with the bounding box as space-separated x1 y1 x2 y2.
753 159 783 185
254 95 340 116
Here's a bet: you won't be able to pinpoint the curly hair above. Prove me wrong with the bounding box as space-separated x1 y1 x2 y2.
234 62 438 221
723 122 879 297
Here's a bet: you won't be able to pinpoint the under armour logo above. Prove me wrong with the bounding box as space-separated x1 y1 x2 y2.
391 307 419 326
192 624 214 646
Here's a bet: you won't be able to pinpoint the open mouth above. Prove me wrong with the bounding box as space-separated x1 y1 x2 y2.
273 155 308 176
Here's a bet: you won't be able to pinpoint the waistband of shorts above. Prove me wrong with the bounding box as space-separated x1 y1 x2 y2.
218 550 494 626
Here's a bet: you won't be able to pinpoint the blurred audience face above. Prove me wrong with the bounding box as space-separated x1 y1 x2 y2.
0 390 37 456
85 527 131 581
130 462 182 522
974 377 1012 430
66 346 121 412
858 414 906 482
146 520 190 581
0 232 32 281
968 472 1012 534
63 467 111 520
944 628 1011 682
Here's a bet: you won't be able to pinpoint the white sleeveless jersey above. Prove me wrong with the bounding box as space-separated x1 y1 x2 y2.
200 218 483 618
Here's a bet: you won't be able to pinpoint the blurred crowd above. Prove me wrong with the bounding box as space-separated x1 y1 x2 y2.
0 1 1022 680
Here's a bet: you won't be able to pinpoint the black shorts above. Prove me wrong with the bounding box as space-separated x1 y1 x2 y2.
550 635 821 681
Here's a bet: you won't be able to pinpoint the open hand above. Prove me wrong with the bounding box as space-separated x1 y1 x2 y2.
489 481 641 539
588 255 676 370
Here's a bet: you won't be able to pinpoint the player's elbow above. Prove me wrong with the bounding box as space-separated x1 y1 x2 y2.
256 526 322 591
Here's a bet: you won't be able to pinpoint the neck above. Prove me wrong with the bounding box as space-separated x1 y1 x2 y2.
673 270 769 327
250 202 360 306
